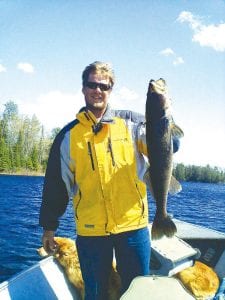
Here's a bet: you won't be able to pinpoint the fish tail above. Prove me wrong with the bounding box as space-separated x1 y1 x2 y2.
151 215 177 240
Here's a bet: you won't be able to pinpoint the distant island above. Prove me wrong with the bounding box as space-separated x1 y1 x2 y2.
1 101 225 184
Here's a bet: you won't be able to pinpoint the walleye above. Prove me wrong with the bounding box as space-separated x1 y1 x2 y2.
145 78 183 240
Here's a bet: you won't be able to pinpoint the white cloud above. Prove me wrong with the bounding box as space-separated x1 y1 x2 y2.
1 83 148 131
160 48 184 66
175 126 225 168
0 64 6 72
173 56 184 65
160 48 174 56
17 87 145 131
111 87 144 114
116 87 139 101
17 62 34 73
177 11 202 30
177 11 225 52
18 90 84 131
193 23 225 52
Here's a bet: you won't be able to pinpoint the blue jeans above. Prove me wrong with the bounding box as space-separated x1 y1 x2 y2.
76 227 151 300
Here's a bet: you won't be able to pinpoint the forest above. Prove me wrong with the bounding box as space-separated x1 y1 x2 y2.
0 101 225 183
0 101 59 174
173 163 225 184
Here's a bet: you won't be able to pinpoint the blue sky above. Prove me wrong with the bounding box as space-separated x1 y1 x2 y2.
0 0 225 168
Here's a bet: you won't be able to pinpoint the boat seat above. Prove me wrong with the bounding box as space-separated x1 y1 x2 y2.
149 228 198 276
120 276 195 300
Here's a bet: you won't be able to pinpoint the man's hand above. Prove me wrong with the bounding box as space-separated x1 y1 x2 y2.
42 230 58 254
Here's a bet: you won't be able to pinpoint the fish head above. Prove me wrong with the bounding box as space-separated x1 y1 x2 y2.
148 78 168 96
146 78 170 120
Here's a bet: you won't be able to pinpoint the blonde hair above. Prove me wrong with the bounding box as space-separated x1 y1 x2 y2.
82 61 115 88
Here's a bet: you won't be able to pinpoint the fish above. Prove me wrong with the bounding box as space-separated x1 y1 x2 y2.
145 78 183 240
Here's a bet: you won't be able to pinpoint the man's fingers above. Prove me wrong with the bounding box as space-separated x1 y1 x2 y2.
42 231 57 254
43 237 58 253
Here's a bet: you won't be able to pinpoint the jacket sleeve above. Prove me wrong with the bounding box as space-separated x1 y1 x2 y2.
39 124 75 231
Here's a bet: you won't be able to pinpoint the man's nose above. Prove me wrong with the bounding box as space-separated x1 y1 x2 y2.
94 86 102 92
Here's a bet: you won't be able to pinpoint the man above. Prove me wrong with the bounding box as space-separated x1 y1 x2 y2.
39 61 178 299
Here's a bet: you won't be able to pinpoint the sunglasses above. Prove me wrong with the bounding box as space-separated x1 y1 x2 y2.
85 82 111 91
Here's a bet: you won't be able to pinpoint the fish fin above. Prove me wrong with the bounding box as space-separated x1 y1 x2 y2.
171 122 184 138
144 169 182 196
169 175 182 195
151 215 177 240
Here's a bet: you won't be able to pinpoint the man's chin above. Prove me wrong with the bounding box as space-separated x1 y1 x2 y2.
92 103 106 110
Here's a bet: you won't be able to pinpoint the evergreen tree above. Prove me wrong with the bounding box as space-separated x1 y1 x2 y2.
174 163 225 183
173 163 186 181
51 127 61 139
0 137 10 172
31 145 39 171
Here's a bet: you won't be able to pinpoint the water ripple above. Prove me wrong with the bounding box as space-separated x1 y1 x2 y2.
0 175 224 283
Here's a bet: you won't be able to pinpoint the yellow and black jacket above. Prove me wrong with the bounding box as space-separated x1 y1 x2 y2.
39 106 179 236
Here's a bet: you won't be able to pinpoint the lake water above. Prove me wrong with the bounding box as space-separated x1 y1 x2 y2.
0 174 225 283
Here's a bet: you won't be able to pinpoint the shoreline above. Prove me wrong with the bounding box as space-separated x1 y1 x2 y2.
0 171 45 177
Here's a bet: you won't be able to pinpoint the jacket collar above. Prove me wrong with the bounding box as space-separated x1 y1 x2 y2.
76 105 115 134
78 105 115 124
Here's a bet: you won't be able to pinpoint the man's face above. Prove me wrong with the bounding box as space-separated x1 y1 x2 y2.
82 72 112 116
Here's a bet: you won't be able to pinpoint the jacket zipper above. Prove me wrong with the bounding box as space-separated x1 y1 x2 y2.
87 141 95 170
108 137 115 166
75 190 82 220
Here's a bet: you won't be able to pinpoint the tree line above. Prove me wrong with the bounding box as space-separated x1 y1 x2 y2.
0 101 59 174
1 101 225 183
173 163 225 183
